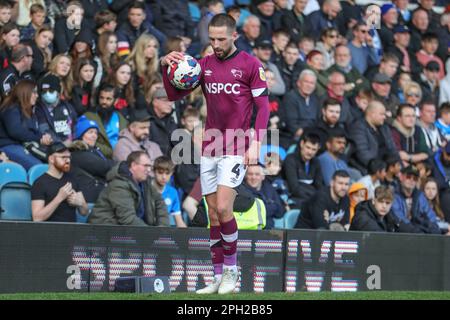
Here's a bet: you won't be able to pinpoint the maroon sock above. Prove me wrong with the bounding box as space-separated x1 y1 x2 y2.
220 218 238 269
210 225 223 276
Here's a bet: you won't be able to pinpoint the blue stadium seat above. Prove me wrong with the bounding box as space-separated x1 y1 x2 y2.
0 182 32 220
28 164 49 185
259 144 287 165
76 203 94 223
273 217 284 229
284 209 301 229
188 2 201 22
0 163 27 187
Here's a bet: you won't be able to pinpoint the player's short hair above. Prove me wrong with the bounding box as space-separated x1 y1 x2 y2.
301 132 321 146
323 97 342 110
439 102 450 115
127 150 148 168
30 3 45 15
182 107 200 119
95 9 116 29
374 185 394 202
153 155 175 173
209 13 236 33
368 158 386 175
396 103 415 118
332 169 350 180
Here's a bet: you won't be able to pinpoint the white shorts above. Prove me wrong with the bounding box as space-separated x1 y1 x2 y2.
200 155 246 196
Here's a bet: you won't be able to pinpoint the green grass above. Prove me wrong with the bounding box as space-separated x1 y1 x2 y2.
0 291 449 300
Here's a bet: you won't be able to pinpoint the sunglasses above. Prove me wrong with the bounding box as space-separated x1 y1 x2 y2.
407 92 421 97
405 174 419 181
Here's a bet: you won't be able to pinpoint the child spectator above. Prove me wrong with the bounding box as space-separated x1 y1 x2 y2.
152 155 186 228
70 58 96 116
20 3 46 41
0 0 12 26
348 182 368 223
435 102 450 141
29 25 53 79
416 32 445 80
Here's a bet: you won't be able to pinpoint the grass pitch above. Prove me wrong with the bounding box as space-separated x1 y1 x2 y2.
0 291 449 300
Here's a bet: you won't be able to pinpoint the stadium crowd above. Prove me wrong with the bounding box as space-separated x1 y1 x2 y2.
0 0 449 235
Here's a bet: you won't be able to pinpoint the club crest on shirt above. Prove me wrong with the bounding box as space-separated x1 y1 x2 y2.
259 67 266 81
231 68 242 79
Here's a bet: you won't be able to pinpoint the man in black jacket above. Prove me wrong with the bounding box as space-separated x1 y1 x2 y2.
280 0 307 44
350 185 415 232
295 169 350 230
0 44 33 98
282 132 323 208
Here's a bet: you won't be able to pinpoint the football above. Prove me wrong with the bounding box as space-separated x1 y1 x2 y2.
167 55 202 90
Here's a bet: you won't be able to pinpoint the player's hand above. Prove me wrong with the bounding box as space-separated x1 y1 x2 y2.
244 140 261 166
40 133 53 146
161 51 185 67
57 183 74 202
67 191 86 207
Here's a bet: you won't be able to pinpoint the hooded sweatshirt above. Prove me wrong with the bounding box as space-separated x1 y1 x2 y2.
390 120 429 155
348 182 368 223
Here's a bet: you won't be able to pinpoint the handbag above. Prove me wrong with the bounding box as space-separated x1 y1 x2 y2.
23 142 47 162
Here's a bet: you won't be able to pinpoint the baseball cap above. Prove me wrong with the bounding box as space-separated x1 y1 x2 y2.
47 141 69 158
401 165 419 177
75 116 99 140
425 60 440 72
153 87 168 99
393 25 409 34
373 73 392 84
39 74 61 93
255 39 273 49
129 108 151 123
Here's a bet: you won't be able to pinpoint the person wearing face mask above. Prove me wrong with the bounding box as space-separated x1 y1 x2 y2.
35 73 77 144
83 84 128 159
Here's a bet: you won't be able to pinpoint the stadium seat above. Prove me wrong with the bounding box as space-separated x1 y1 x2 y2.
76 203 94 223
283 209 301 229
273 217 284 229
28 164 49 185
0 182 32 220
188 2 201 22
0 162 28 187
259 144 287 165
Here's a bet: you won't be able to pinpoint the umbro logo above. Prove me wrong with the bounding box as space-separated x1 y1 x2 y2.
205 70 213 76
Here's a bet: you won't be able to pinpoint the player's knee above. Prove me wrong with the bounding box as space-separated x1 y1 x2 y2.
216 204 233 217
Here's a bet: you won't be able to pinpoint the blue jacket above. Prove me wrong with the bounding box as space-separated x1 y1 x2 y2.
0 104 42 147
392 188 441 234
432 149 450 191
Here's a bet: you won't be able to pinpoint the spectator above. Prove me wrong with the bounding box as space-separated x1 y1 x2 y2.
393 0 411 24
28 25 54 79
422 177 450 234
116 1 166 58
416 0 440 31
0 80 52 169
270 29 290 64
0 0 11 27
125 33 161 106
164 36 187 55
323 71 354 128
317 127 352 186
297 36 314 64
242 163 285 229
327 45 368 98
20 3 46 41
416 32 445 80
391 103 430 167
383 153 402 192
235 15 260 54
378 3 398 50
435 102 450 141
0 43 34 99
253 39 285 96
280 0 307 45
436 11 450 62
148 87 179 156
79 0 108 33
264 151 291 211
113 108 162 173
391 165 441 234
282 132 323 208
94 10 118 39
371 73 400 122
403 81 423 115
439 59 450 106
0 22 20 69
95 31 120 85
349 100 398 174
315 27 338 70
46 54 73 101
348 22 380 75
279 69 320 145
416 160 433 189
152 155 186 228
69 116 115 203
431 143 450 221
408 8 430 56
351 88 373 121
350 185 414 233
252 0 276 40
35 73 77 144
311 97 344 150
419 60 440 106
365 53 400 90
53 1 85 55
348 182 368 223
358 158 387 200
396 71 412 103
418 100 444 153
107 61 135 120
387 25 421 78
198 0 225 47
305 0 341 41
70 58 95 116
83 84 127 159
88 150 169 226
304 50 327 97
31 141 88 222
149 0 195 40
295 169 350 231
272 0 289 30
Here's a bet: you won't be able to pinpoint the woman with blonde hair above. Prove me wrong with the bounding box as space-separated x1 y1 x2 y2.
403 81 422 115
46 54 74 100
126 33 160 104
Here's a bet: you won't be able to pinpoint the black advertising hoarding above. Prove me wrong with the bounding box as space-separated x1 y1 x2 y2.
0 221 448 293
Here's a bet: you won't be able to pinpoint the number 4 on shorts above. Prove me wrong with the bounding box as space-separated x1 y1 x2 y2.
231 164 240 179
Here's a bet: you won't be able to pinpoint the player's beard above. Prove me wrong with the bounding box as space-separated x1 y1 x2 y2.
214 45 232 60
55 161 71 173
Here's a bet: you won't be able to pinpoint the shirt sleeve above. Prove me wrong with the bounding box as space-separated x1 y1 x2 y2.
31 179 45 201
249 59 270 142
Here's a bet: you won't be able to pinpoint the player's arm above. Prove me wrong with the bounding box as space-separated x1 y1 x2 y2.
161 51 198 101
